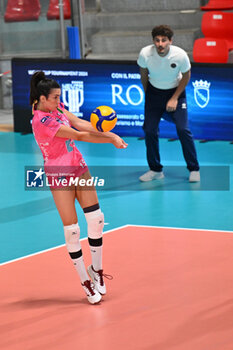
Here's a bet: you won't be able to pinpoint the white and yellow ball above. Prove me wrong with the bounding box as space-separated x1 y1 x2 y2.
90 105 117 132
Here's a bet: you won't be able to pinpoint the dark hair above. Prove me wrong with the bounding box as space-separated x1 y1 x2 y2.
30 71 60 105
151 25 174 40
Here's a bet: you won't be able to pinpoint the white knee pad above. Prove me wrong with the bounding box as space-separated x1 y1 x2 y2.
64 223 81 253
86 211 104 239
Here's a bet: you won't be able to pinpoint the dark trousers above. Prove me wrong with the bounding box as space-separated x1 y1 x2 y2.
143 82 199 172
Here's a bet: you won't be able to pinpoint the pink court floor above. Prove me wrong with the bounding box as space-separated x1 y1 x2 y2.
0 225 233 350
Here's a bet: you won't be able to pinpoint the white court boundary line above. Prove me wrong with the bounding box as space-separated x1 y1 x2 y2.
128 224 233 234
0 225 128 267
1 224 232 267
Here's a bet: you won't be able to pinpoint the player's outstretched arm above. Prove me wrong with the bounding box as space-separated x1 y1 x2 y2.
63 108 125 143
55 125 128 149
64 108 98 133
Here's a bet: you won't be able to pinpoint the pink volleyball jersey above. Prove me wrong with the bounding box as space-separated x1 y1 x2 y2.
32 103 88 176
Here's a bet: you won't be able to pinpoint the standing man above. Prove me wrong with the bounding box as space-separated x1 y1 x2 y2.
137 25 200 182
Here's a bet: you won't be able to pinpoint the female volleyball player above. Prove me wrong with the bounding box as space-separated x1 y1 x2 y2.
30 71 127 304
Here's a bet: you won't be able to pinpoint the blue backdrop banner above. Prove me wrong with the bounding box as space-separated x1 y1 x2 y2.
12 58 233 140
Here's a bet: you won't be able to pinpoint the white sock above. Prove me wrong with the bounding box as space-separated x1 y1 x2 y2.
72 255 89 283
90 246 103 271
64 223 89 284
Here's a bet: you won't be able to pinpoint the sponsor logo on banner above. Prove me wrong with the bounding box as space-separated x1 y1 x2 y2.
192 80 211 108
62 81 84 116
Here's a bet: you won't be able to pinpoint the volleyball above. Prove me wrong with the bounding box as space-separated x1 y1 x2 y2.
90 106 117 132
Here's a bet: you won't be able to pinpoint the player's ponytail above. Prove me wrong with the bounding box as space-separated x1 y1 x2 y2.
30 71 60 105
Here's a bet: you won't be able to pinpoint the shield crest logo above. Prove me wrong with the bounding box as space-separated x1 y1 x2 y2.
192 80 211 108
